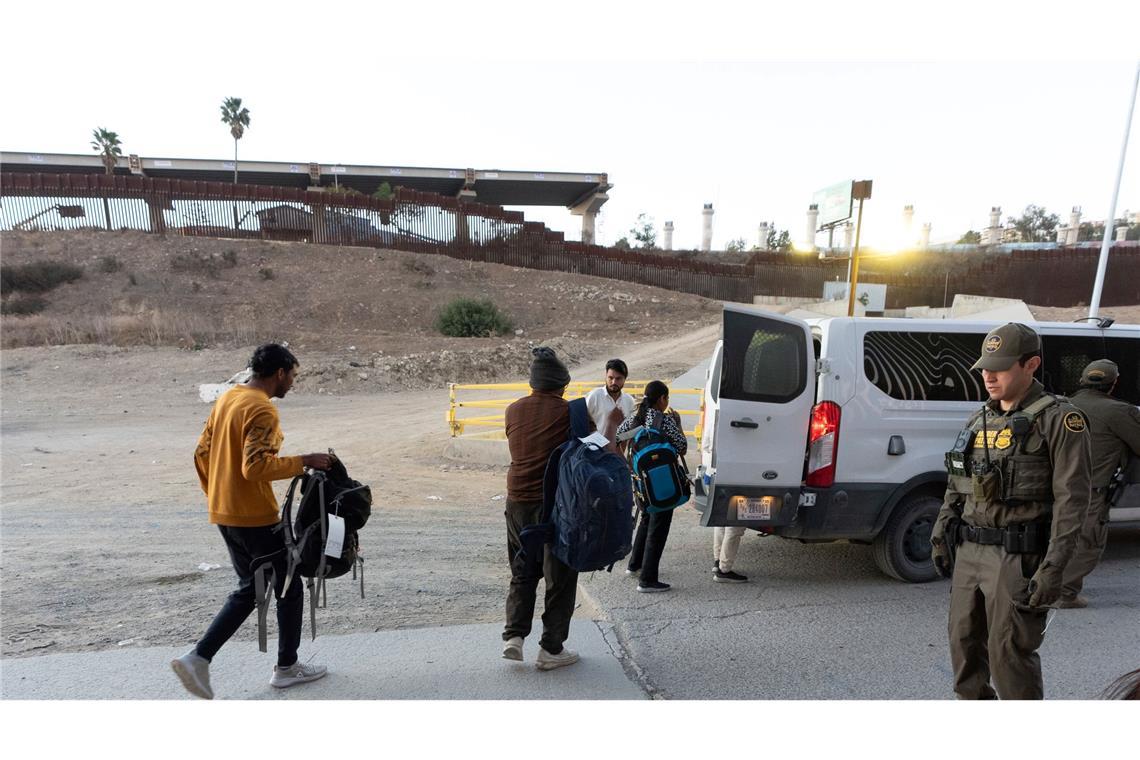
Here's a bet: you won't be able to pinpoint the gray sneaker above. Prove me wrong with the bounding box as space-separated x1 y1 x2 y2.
535 647 579 671
502 636 524 661
270 661 328 689
171 649 213 700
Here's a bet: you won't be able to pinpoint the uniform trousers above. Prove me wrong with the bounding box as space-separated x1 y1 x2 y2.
948 541 1049 700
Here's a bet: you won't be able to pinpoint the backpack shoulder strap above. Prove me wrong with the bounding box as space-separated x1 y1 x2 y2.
540 442 568 522
567 397 590 440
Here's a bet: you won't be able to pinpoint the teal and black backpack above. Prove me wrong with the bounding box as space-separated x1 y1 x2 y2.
629 425 691 513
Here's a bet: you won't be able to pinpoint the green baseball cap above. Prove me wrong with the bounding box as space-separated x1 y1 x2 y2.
971 323 1041 371
1080 359 1119 386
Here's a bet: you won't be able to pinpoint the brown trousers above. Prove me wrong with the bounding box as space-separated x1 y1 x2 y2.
502 499 578 654
1062 491 1109 598
948 542 1049 700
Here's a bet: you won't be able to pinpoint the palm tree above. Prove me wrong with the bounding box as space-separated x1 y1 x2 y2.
219 97 250 185
91 127 123 229
90 127 122 175
220 97 251 230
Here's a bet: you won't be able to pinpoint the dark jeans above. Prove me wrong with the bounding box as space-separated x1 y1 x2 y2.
195 524 303 668
627 499 673 584
503 499 578 654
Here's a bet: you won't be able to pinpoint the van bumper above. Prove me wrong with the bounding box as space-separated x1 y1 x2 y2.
699 484 801 529
698 481 897 540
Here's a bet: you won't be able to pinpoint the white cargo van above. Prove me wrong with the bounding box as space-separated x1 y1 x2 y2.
693 306 1140 583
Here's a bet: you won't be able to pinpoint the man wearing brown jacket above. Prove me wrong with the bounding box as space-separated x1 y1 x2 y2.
501 347 591 671
1059 359 1140 607
931 323 1092 700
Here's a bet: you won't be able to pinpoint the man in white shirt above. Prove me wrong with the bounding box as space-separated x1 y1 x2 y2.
585 359 635 445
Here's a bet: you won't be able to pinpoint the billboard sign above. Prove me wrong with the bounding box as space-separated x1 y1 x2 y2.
823 281 886 312
813 180 854 228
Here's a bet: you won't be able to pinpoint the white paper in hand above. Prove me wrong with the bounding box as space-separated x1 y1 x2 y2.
579 431 609 448
324 514 346 558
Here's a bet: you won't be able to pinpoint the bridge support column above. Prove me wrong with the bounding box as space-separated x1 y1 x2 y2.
570 190 609 245
456 186 476 243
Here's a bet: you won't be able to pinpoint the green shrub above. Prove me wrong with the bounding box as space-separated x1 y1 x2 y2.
435 298 513 337
222 250 239 267
0 261 84 296
259 267 275 280
1 295 48 315
97 255 123 273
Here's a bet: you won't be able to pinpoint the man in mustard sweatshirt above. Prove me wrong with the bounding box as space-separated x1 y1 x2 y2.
171 343 332 699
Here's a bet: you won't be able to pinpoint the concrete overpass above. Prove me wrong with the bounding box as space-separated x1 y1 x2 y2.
1 151 612 243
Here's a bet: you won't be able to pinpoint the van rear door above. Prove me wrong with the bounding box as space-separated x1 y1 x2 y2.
692 340 723 511
701 306 815 528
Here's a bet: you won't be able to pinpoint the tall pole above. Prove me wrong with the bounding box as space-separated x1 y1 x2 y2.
846 198 866 316
1089 62 1139 319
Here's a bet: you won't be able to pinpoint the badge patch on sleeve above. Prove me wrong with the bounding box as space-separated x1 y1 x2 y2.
1063 412 1086 433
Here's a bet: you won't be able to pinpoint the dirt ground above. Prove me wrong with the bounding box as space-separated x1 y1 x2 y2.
0 313 720 658
0 230 721 388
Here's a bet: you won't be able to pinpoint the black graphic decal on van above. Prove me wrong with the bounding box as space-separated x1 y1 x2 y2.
863 331 987 402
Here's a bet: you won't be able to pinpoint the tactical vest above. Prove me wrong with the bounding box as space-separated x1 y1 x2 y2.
945 394 1057 505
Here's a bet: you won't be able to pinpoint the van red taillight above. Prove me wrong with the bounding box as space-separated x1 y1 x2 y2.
806 401 841 488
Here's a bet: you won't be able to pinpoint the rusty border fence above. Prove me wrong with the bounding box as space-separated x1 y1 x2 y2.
3 172 1139 308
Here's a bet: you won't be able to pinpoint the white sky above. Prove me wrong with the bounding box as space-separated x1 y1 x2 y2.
1 1 1138 249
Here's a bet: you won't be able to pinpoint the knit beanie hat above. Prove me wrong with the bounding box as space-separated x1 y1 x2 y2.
529 347 571 391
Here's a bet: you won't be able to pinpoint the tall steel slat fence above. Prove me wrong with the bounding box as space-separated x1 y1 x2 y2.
3 173 1138 307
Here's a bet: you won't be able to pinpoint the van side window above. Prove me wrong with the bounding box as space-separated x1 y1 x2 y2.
863 331 987 401
720 313 807 403
1040 334 1103 397
1105 337 1140 406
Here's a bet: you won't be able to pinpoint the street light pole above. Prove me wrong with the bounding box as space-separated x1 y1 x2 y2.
846 180 873 317
1089 62 1139 319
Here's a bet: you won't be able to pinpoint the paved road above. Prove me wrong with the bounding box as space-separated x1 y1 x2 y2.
1 620 645 700
575 355 1140 700
580 508 1140 700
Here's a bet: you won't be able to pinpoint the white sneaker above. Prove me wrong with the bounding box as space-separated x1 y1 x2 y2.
535 647 579 671
270 661 328 689
171 649 213 700
502 636 524 661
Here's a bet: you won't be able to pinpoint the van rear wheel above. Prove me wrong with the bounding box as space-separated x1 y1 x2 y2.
872 494 940 583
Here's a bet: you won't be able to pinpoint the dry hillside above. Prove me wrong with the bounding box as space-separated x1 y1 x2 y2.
0 230 721 389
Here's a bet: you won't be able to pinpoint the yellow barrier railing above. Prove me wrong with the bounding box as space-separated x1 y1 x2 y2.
448 381 704 441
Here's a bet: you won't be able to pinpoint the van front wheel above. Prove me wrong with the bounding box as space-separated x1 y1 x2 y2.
872 494 940 583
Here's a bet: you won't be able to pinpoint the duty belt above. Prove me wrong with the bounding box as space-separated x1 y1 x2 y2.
957 521 1050 554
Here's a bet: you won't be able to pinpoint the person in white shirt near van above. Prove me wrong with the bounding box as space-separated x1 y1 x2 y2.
712 527 749 582
585 359 635 447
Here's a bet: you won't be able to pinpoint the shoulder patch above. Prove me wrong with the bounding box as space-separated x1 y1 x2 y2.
1063 411 1086 433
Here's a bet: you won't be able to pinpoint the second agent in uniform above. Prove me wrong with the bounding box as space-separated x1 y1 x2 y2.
931 323 1092 700
1059 359 1140 608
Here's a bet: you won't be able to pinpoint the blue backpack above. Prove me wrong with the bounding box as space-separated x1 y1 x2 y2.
630 424 691 513
551 398 634 572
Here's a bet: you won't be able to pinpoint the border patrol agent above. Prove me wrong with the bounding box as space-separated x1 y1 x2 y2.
930 323 1092 700
1060 360 1140 607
